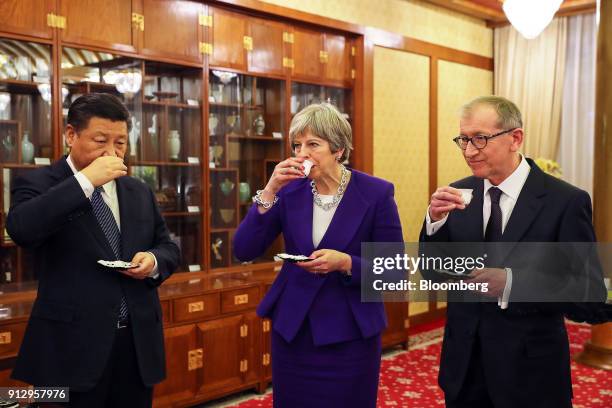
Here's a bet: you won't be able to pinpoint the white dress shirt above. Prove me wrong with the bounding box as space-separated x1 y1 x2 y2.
67 155 120 226
67 155 158 277
425 154 531 308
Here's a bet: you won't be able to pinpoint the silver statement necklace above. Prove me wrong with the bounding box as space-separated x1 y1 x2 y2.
311 164 349 211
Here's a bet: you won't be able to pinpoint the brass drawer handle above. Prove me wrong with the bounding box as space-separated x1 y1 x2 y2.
0 332 11 345
188 348 203 370
188 301 204 313
243 36 253 51
319 50 329 63
240 324 248 338
262 320 270 332
234 294 249 305
262 353 270 366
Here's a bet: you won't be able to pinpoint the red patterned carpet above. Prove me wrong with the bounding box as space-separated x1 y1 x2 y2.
226 321 611 408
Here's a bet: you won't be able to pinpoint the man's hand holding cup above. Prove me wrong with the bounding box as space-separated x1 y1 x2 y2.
429 186 470 221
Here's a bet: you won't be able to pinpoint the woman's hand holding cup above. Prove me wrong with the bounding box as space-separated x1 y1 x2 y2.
261 157 306 199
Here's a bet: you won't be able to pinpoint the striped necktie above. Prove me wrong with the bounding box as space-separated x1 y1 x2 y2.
91 186 129 322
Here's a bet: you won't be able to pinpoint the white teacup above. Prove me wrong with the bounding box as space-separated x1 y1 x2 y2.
302 159 314 177
458 188 473 205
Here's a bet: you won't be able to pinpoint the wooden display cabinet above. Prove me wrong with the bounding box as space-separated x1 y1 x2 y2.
58 0 139 53
208 69 285 270
139 0 205 64
290 28 355 86
291 82 352 119
61 49 205 273
0 1 409 407
151 276 266 407
291 26 325 82
0 0 55 40
0 37 54 285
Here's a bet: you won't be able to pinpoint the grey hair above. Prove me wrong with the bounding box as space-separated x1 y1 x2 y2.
460 96 523 130
289 103 353 162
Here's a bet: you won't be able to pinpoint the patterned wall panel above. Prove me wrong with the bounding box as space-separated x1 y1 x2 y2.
409 270 430 316
437 60 493 187
373 47 429 243
261 0 492 57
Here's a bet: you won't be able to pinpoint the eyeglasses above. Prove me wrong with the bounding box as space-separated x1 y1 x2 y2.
452 128 517 150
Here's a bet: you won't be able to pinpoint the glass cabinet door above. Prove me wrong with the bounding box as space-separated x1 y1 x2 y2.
61 47 144 152
291 82 353 164
140 62 203 272
61 48 204 273
0 38 54 284
291 82 352 121
208 69 285 269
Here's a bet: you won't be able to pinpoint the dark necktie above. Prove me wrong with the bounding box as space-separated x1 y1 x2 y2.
485 187 503 242
91 187 129 322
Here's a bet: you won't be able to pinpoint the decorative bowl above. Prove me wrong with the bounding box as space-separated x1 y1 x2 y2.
219 209 235 224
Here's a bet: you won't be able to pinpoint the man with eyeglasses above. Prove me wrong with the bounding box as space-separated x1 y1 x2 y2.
419 96 607 408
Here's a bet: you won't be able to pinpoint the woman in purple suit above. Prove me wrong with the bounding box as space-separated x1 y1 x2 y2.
233 103 403 407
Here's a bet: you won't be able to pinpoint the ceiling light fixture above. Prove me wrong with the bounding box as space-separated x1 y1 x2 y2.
502 0 563 39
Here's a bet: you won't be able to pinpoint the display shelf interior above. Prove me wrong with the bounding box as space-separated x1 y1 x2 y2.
143 100 199 109
0 79 42 95
227 135 282 142
130 161 201 167
161 212 201 217
208 69 286 269
291 82 352 119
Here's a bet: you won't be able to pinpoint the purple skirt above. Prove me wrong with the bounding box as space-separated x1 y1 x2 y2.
271 321 381 408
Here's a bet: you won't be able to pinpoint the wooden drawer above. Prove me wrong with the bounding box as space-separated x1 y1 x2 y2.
0 322 26 359
161 301 170 324
221 286 260 314
173 294 220 323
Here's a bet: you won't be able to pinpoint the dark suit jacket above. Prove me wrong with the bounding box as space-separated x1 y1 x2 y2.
233 170 404 346
419 158 607 406
6 157 180 391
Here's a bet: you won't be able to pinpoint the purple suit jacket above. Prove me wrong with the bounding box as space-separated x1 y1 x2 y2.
233 170 403 345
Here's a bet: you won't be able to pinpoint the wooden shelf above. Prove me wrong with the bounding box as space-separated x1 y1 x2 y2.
143 100 199 110
227 135 282 142
161 211 201 217
228 157 280 162
1 239 16 248
64 81 118 92
209 102 263 110
0 164 47 169
211 228 237 233
0 79 42 95
129 161 200 167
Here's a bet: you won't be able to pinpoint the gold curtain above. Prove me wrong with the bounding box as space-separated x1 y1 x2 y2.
494 18 567 160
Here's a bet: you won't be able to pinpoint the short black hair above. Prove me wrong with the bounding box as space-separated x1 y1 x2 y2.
67 93 131 133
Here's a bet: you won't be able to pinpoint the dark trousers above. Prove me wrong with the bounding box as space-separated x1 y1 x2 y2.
68 326 153 408
446 337 494 408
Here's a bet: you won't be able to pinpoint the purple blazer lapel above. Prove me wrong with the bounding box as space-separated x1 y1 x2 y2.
316 175 370 251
